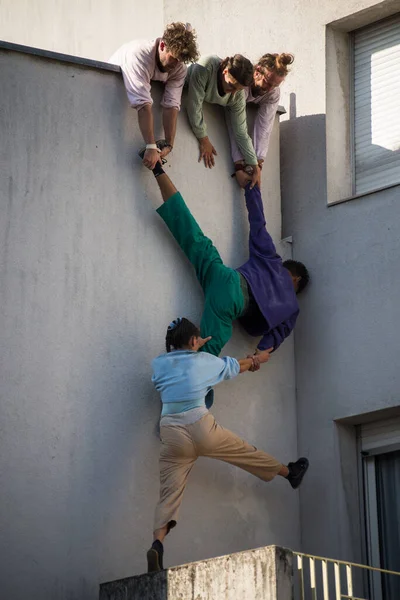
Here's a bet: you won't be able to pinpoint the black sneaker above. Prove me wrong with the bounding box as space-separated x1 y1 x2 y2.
138 147 146 161
205 388 214 409
138 141 168 165
155 139 172 154
147 540 164 572
244 165 254 175
287 457 309 489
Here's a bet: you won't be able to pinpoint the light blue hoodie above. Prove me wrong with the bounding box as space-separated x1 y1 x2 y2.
151 350 240 415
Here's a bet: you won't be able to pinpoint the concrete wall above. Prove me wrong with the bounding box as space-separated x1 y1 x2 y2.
0 48 298 600
100 545 293 600
0 0 163 61
282 127 400 562
167 0 400 565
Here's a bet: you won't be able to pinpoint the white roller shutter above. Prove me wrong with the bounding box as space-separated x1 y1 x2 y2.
359 416 400 453
353 14 400 194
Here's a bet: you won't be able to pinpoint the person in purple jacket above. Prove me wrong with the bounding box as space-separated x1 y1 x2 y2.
142 157 309 405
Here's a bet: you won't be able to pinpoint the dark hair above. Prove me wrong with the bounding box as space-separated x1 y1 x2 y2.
283 260 310 294
165 317 200 352
220 54 253 87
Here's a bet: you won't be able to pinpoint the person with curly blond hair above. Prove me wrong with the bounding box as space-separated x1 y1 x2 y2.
228 53 294 183
110 23 199 169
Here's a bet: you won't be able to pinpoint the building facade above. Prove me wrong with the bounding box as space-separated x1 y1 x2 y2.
1 0 399 598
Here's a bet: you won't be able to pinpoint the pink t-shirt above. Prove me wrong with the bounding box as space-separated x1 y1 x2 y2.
109 38 187 111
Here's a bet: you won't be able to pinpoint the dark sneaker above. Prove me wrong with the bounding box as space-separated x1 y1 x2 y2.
138 141 168 164
138 147 146 161
147 540 164 572
155 139 171 153
205 388 214 409
287 457 309 489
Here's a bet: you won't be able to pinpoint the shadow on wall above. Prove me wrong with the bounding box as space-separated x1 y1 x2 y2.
279 91 400 564
280 81 400 230
280 92 328 238
281 91 399 234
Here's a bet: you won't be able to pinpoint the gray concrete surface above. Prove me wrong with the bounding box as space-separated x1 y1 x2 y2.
0 48 299 600
281 112 400 562
99 545 293 600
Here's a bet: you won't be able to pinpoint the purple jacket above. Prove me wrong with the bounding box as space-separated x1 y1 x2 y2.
237 185 299 351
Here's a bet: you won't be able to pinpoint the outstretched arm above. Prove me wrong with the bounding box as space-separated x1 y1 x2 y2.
160 65 186 158
243 184 277 259
226 95 259 188
238 347 273 373
154 172 178 203
122 53 160 170
160 107 178 159
252 93 280 162
138 105 162 170
187 65 218 168
187 64 208 138
256 313 299 353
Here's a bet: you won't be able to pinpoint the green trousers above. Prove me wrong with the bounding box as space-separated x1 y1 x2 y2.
157 192 244 357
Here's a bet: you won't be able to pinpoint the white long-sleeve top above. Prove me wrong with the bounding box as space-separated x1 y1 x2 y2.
228 86 280 162
109 38 186 110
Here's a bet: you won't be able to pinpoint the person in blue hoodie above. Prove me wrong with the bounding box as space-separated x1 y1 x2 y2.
141 160 309 406
146 317 309 572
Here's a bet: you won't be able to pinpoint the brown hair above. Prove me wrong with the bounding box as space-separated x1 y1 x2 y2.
257 53 294 77
162 22 199 64
220 54 253 87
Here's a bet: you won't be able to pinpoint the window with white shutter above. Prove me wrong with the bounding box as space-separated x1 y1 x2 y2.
359 417 400 598
353 14 400 195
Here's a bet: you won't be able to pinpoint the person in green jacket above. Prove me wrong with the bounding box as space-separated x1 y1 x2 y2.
186 54 260 188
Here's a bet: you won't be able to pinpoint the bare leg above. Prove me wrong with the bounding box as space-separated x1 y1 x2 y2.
278 465 289 477
155 173 178 203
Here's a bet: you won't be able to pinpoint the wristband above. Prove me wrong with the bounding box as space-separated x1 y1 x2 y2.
146 144 161 152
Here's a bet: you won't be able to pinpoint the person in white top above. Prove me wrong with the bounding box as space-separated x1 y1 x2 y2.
110 23 199 170
228 52 294 183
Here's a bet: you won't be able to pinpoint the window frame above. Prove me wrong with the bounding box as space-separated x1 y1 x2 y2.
358 419 400 600
325 2 400 205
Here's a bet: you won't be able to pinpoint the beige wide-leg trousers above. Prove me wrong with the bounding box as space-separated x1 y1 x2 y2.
154 413 283 532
